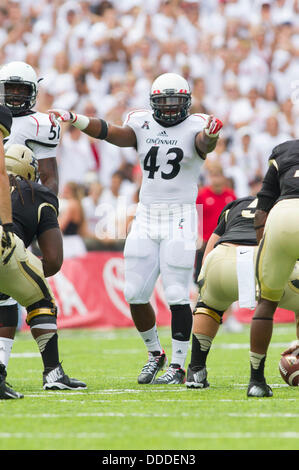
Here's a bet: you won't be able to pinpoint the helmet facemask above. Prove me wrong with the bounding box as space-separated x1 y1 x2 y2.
150 91 191 126
0 80 37 116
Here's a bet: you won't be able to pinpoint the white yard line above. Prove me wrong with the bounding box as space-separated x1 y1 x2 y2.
170 432 299 439
228 412 299 418
3 410 299 419
0 431 299 440
10 342 293 359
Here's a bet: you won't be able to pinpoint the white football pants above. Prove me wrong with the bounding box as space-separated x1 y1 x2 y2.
124 203 198 305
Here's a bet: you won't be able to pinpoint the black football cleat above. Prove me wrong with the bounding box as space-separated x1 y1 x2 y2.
153 363 186 384
138 350 167 384
186 365 210 389
0 363 24 399
247 380 273 397
43 363 87 390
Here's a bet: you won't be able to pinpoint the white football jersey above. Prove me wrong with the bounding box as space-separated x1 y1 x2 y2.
4 111 61 160
124 110 208 205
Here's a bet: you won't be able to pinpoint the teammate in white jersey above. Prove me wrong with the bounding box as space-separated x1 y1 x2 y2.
0 62 60 195
48 72 223 385
0 62 84 392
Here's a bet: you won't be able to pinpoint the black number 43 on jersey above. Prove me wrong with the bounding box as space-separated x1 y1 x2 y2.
143 146 183 180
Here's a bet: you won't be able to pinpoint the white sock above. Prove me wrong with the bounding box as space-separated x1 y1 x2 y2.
171 338 189 369
138 325 163 354
0 337 14 368
250 351 266 369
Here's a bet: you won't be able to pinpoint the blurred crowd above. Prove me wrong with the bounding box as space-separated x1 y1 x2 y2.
1 0 299 256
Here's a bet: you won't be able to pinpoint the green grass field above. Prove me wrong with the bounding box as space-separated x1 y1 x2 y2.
1 323 299 451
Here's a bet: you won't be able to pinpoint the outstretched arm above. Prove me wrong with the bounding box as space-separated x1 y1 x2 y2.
38 227 63 277
48 109 137 148
254 209 268 243
202 233 220 265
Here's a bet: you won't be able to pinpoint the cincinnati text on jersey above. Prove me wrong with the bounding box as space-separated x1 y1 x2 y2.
146 138 178 145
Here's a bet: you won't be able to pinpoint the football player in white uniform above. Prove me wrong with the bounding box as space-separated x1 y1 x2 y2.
0 62 60 195
48 73 223 384
0 62 78 392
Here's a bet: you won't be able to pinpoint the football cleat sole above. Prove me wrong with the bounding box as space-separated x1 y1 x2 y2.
43 382 87 390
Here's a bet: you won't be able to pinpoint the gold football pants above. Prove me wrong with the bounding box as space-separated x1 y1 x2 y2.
256 199 299 302
197 241 299 319
0 231 54 308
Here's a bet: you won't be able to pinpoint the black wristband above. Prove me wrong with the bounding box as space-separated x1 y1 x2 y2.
253 224 265 230
96 119 108 140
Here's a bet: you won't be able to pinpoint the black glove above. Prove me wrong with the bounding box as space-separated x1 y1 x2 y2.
0 105 12 138
1 223 16 265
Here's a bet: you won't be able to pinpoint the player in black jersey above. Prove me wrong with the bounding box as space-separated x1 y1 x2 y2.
248 139 299 397
186 196 258 389
0 143 86 398
186 195 299 389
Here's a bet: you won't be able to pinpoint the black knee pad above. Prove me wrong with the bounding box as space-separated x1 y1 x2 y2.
0 303 19 328
170 304 193 341
26 299 57 328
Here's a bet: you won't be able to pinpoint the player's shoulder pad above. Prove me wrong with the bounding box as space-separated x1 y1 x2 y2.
217 199 237 223
234 196 255 206
123 108 152 126
28 111 61 145
221 197 242 213
270 139 298 161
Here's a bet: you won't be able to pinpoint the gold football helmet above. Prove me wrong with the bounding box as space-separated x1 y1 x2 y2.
5 144 39 182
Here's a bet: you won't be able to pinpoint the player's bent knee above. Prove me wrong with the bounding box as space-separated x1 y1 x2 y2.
164 285 190 305
124 271 153 304
193 301 224 325
26 298 57 328
124 283 151 304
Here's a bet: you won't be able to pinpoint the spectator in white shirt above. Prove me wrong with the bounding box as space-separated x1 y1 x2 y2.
57 126 96 192
252 114 292 174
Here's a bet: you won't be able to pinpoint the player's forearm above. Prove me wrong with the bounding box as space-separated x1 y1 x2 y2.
48 110 136 147
195 116 223 158
79 117 136 147
196 132 219 158
42 258 61 277
254 209 268 243
82 118 124 145
202 233 220 265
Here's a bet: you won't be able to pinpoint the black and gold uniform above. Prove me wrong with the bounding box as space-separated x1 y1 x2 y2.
11 180 59 248
195 194 299 323
0 180 58 323
256 140 299 302
214 196 257 247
